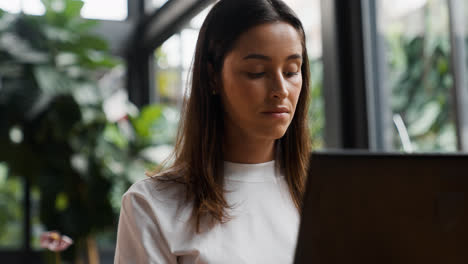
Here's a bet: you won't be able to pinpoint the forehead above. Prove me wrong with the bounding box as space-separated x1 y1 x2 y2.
229 22 303 58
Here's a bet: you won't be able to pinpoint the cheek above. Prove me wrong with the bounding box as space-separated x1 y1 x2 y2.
290 79 303 107
222 73 265 108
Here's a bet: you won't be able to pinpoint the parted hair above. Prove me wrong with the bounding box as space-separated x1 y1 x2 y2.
149 0 311 232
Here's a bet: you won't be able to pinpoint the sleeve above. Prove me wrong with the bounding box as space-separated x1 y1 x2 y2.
114 191 178 264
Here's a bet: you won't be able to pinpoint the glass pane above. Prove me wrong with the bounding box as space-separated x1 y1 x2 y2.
1 0 46 15
155 68 183 103
145 0 170 14
284 0 324 149
153 5 213 106
378 0 457 152
0 0 21 13
22 0 45 15
151 0 170 9
81 0 128 21
152 0 325 148
0 0 128 21
0 163 23 249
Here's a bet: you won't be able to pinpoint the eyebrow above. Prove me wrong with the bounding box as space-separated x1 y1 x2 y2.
242 53 302 61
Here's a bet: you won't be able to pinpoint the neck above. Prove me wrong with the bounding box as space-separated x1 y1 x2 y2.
223 128 276 164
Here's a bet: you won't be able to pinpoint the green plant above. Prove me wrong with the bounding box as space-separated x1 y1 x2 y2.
0 1 118 261
0 1 179 262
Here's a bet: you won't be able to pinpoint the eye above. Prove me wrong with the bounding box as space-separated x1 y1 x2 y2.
247 72 266 79
284 71 300 78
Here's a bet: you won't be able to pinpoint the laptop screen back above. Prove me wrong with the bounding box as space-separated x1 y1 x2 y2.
294 152 468 264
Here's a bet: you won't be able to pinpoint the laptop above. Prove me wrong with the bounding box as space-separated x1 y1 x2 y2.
294 151 468 264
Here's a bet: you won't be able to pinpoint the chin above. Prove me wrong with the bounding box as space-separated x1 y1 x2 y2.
257 126 289 140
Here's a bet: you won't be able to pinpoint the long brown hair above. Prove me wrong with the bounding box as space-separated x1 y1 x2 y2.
150 0 311 232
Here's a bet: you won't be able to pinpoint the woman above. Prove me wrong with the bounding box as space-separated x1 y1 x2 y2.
115 0 311 263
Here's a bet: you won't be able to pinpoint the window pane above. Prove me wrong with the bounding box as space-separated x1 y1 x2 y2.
22 0 45 15
153 5 213 105
147 0 170 14
378 0 457 152
0 0 45 15
153 0 325 148
0 0 128 21
0 163 23 249
283 0 324 149
81 0 127 21
0 0 21 13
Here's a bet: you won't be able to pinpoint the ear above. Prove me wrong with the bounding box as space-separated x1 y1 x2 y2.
207 63 219 94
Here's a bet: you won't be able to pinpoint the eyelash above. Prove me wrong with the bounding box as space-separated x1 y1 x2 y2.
247 72 266 79
247 72 300 79
285 72 300 77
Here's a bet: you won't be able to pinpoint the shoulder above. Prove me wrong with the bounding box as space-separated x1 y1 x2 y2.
123 176 188 208
120 176 196 236
116 177 193 263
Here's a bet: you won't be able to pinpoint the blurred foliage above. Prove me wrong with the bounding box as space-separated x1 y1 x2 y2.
308 58 324 149
0 0 178 262
0 163 22 248
385 3 456 152
154 47 183 104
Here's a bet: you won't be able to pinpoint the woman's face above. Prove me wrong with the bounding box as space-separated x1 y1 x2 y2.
220 22 303 141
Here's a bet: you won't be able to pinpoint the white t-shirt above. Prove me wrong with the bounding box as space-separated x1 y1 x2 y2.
114 160 300 264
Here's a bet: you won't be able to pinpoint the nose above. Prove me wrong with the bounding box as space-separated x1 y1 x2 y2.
270 71 288 100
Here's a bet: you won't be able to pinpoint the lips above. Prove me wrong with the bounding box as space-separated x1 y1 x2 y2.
261 107 289 114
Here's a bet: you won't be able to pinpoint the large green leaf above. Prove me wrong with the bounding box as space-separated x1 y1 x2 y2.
63 0 85 19
33 65 74 95
0 32 48 64
41 23 77 43
103 124 128 149
68 18 99 34
78 35 109 51
131 105 164 140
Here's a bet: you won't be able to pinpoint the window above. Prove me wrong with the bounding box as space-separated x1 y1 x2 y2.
81 0 127 21
0 0 128 21
0 0 21 14
283 0 324 149
376 0 457 152
146 0 170 14
153 5 212 107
